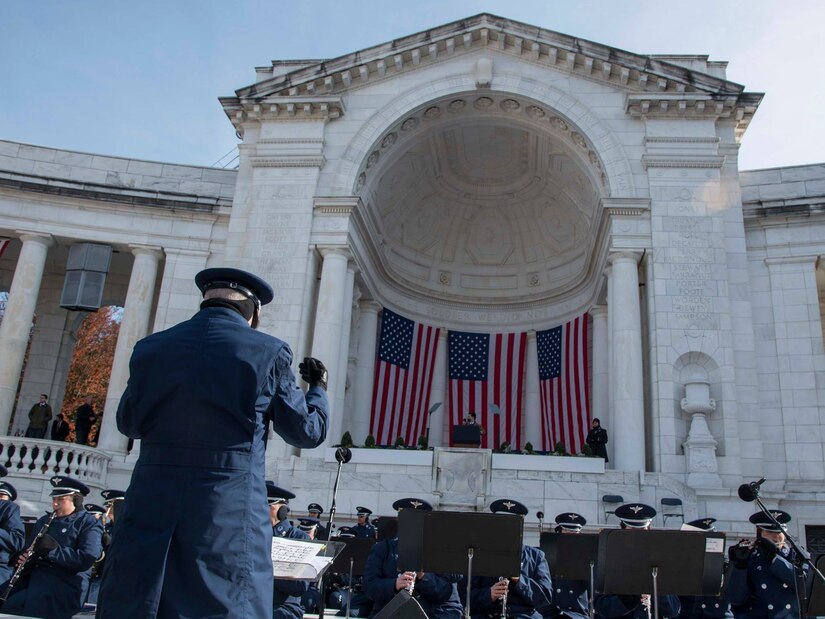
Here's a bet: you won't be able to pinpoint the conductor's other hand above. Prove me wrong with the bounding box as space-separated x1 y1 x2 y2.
34 534 58 557
299 357 328 390
729 542 754 569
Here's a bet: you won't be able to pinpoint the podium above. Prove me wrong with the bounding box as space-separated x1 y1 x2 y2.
452 424 481 448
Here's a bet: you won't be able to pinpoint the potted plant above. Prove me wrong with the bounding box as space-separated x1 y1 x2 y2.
339 431 354 448
364 434 377 449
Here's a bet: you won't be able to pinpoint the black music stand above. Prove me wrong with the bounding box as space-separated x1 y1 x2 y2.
373 589 427 619
807 554 825 617
398 510 522 619
452 425 481 448
541 532 599 618
596 529 724 619
329 538 377 619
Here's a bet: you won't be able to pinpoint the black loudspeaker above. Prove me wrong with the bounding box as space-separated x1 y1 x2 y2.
373 590 428 619
60 243 112 311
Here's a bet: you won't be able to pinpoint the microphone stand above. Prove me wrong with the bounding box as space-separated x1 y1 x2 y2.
317 446 352 618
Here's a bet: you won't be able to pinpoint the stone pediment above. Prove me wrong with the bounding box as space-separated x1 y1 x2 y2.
221 13 761 137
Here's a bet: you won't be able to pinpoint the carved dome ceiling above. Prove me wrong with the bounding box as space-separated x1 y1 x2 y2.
356 93 605 307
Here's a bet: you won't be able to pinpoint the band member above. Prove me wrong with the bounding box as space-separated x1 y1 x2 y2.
677 518 733 619
543 512 589 619
468 499 553 619
726 510 810 619
364 498 463 619
352 506 377 539
3 476 103 619
594 504 680 618
269 483 312 619
0 472 25 590
100 489 125 525
82 504 108 605
97 267 329 619
307 503 329 540
328 527 373 617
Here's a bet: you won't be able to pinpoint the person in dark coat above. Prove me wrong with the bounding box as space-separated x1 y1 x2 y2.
268 483 312 619
3 475 103 619
543 513 590 619
595 504 680 619
96 267 330 619
725 510 810 619
585 418 608 461
73 396 96 446
352 506 377 539
25 394 52 439
50 413 69 442
0 472 26 592
468 499 553 619
364 498 463 619
676 518 733 619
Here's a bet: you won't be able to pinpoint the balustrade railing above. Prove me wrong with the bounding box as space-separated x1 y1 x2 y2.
0 437 111 485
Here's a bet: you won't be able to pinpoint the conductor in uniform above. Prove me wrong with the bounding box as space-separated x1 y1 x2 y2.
0 469 25 591
725 510 810 619
3 476 103 619
97 267 330 619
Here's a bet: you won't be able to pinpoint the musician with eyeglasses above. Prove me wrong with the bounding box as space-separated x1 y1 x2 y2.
467 499 553 619
2 475 103 619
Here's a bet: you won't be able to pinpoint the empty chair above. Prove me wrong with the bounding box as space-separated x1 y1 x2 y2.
602 494 624 522
660 497 684 526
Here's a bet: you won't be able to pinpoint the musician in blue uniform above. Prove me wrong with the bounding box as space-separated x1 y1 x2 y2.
97 267 330 619
725 510 810 619
81 503 107 605
594 503 680 619
543 512 590 619
307 503 329 540
352 506 377 539
269 483 312 619
3 476 103 619
676 518 733 619
364 498 463 619
468 499 553 619
0 474 25 591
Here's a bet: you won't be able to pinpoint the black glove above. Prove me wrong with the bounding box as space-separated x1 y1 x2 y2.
729 542 754 569
299 357 328 390
758 537 779 562
34 534 59 557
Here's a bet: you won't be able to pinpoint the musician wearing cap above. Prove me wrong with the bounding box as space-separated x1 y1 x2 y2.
594 504 680 619
3 475 103 619
468 499 553 619
268 482 313 619
543 512 589 619
352 506 377 539
364 498 463 618
0 465 25 591
307 502 329 540
98 267 330 618
725 510 811 619
675 518 733 619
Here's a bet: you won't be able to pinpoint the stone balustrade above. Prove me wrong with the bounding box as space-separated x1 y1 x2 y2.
0 437 111 486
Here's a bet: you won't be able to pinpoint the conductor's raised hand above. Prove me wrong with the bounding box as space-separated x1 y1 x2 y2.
299 357 328 390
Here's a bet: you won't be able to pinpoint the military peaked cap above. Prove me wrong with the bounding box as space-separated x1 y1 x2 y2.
356 506 373 516
749 510 791 532
50 476 90 497
84 503 106 516
615 503 656 528
490 499 528 516
336 526 356 538
555 512 586 530
307 503 324 514
195 268 274 306
0 481 17 501
392 497 432 511
686 518 717 531
101 489 126 504
266 482 295 504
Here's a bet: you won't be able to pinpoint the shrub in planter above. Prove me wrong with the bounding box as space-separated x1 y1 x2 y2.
364 434 377 448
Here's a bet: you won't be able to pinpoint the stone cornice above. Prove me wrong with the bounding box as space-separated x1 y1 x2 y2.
642 155 726 170
249 156 325 168
219 96 345 132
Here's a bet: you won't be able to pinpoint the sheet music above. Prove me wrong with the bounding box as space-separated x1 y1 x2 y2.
271 537 334 580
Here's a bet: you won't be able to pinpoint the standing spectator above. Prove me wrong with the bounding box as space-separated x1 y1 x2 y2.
25 394 52 439
73 396 96 445
51 412 70 442
585 418 608 461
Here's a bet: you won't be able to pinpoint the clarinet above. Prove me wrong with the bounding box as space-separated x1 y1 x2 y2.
0 511 57 603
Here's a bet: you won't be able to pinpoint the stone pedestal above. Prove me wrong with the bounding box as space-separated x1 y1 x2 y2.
681 379 722 488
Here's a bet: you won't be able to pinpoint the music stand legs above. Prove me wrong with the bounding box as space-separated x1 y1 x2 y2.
652 566 659 619
464 548 474 619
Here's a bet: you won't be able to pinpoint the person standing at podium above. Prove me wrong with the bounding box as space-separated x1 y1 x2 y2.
468 499 553 619
594 503 681 618
543 512 589 619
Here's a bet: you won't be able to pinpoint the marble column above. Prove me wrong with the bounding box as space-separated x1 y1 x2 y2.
98 246 162 454
151 248 209 333
330 264 356 446
311 248 350 450
352 301 380 444
427 329 448 447
524 331 542 451
609 252 645 472
0 233 54 433
590 306 609 425
605 268 615 465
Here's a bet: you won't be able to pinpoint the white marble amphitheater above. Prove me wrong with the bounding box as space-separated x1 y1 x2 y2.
0 14 823 550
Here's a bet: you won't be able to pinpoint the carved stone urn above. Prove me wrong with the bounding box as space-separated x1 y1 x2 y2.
681 379 722 488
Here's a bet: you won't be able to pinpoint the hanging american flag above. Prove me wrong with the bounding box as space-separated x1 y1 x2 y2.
0 239 10 260
370 309 441 446
448 330 527 449
537 314 590 454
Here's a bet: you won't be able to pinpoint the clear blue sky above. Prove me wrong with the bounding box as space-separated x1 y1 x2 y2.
1 0 822 171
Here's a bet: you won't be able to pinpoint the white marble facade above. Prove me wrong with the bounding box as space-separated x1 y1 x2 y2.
0 14 824 545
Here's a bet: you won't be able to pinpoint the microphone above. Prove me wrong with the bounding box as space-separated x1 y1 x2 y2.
737 477 766 502
335 447 353 464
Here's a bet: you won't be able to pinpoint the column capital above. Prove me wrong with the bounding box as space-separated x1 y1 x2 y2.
128 244 164 259
359 300 382 314
318 246 350 261
608 250 642 266
16 232 55 248
589 305 608 318
764 255 818 268
162 247 210 258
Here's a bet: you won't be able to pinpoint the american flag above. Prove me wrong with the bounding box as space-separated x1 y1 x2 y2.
0 239 9 259
448 330 527 449
369 309 441 446
537 314 590 454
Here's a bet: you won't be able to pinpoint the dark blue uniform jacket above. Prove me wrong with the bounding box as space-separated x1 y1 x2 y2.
364 537 463 619
544 576 588 619
469 545 553 619
677 594 733 618
0 500 25 588
97 306 329 619
352 522 377 539
3 508 102 619
595 593 680 618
